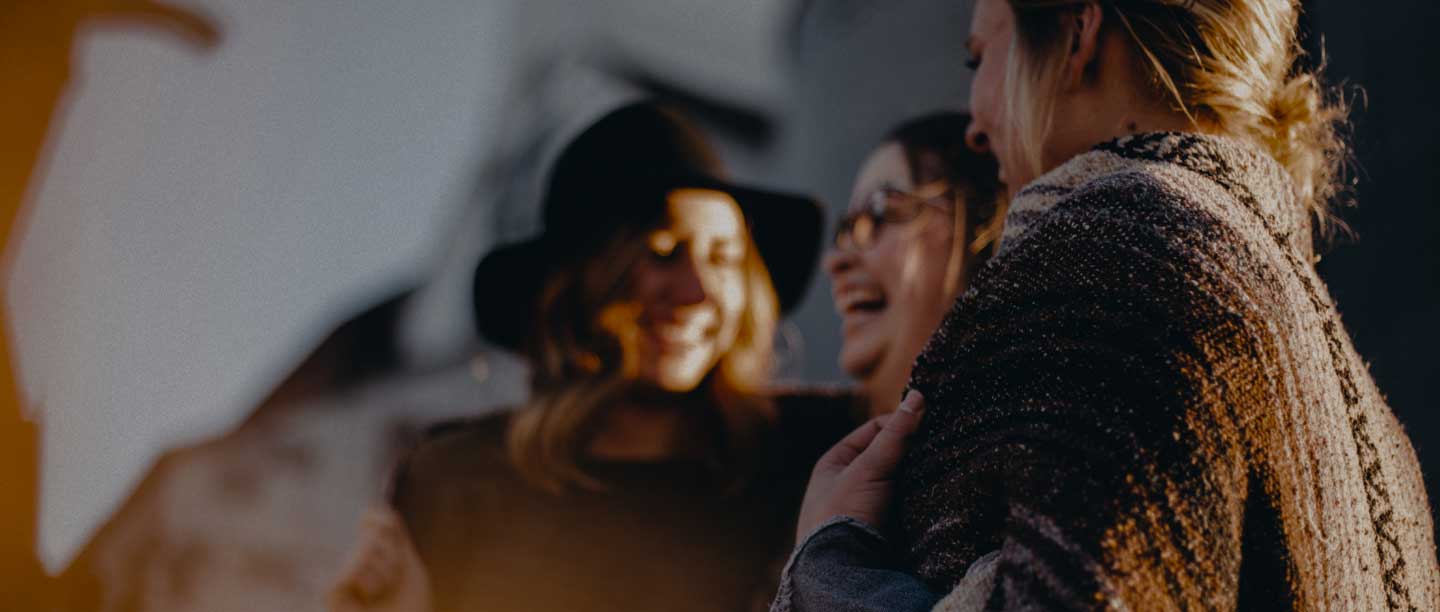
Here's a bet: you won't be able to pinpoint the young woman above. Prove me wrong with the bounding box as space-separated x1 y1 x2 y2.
779 1 1439 610
826 113 1004 416
328 102 861 612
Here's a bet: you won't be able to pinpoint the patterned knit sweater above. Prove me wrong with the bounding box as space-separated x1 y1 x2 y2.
900 133 1439 610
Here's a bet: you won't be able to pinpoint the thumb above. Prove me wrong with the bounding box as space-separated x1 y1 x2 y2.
851 391 925 477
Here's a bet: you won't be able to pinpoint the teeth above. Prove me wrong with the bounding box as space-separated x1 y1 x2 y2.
837 290 886 314
660 330 700 343
653 322 708 344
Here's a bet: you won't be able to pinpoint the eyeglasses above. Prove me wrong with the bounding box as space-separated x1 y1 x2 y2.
833 182 955 251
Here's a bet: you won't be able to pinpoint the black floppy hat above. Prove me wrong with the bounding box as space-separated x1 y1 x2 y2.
474 101 824 352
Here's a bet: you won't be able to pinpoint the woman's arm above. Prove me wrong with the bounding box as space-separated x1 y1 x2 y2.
773 517 944 612
779 186 1263 610
771 395 946 612
902 188 1257 608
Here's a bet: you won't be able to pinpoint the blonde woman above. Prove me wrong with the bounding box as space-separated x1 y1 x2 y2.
777 1 1439 610
826 112 1005 417
329 102 861 612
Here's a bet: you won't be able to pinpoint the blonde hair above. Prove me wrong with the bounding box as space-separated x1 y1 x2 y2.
505 223 779 494
1004 0 1349 237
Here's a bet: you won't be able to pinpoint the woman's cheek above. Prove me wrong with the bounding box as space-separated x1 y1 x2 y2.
717 273 747 331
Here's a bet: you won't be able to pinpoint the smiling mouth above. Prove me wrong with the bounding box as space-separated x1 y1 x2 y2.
646 322 712 350
838 290 887 319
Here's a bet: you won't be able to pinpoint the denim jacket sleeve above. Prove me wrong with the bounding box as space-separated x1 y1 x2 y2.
769 516 940 612
769 516 1004 612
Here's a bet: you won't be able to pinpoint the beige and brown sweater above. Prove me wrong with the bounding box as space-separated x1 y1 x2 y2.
901 133 1438 610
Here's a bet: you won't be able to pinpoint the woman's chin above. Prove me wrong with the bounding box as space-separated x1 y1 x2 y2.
641 349 717 393
838 340 885 382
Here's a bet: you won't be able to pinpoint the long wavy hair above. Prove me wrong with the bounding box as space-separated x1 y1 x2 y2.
505 218 779 494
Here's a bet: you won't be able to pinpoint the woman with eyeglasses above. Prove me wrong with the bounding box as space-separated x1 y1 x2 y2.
825 113 1005 417
775 0 1438 610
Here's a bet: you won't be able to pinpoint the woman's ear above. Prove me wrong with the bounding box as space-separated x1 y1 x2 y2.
1064 1 1106 90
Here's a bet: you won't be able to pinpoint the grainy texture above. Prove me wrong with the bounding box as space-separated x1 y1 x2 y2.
901 133 1439 610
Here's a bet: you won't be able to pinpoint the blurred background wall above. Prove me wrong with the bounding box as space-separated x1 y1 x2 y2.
4 0 1436 609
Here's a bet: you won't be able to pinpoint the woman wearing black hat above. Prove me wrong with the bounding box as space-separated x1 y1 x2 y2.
327 102 861 612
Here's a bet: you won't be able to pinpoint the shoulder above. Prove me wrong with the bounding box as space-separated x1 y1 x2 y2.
393 411 514 495
1007 171 1217 257
1000 136 1294 277
916 157 1274 390
985 162 1269 319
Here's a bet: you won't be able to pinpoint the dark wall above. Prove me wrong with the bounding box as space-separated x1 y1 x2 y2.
1309 0 1440 521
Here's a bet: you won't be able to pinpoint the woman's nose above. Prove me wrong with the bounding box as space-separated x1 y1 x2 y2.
667 257 708 306
965 123 991 154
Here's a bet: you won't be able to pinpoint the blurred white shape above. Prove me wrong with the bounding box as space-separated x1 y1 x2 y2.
7 0 519 572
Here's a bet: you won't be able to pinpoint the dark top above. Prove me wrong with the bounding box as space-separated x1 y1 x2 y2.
391 390 863 612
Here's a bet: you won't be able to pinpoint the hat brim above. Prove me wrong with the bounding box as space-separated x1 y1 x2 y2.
474 182 823 352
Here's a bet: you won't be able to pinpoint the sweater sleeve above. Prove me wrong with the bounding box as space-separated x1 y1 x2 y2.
901 181 1262 609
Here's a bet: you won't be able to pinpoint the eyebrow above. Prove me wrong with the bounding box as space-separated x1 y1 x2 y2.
848 181 901 210
711 236 744 252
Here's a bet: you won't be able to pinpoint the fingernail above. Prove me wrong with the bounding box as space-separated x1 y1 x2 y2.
899 391 924 414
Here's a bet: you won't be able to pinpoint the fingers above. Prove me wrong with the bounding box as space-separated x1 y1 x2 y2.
816 415 887 472
851 392 925 476
331 506 409 606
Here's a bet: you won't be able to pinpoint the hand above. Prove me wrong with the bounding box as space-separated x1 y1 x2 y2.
327 506 433 612
795 392 925 540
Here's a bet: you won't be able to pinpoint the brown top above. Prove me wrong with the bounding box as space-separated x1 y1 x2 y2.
392 390 862 612
902 133 1439 610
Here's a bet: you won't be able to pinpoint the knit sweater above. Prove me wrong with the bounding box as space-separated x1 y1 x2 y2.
900 133 1439 610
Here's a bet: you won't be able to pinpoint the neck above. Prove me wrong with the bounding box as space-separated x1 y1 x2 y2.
861 354 913 417
1097 105 1198 144
1056 93 1199 167
585 391 697 461
1053 29 1215 169
863 381 902 418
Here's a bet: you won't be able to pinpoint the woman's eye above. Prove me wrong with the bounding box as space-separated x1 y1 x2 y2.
711 247 744 267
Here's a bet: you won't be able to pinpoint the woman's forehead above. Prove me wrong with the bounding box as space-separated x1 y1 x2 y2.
664 188 744 236
851 145 913 207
